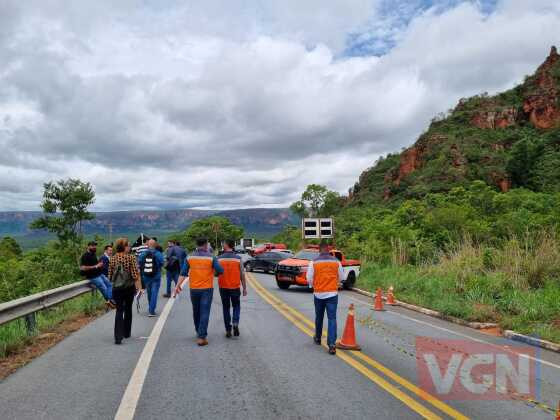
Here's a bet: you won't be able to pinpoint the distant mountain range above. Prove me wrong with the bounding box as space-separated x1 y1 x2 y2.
0 208 298 237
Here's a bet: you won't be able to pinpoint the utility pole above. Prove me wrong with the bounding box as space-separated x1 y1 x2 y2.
108 223 113 243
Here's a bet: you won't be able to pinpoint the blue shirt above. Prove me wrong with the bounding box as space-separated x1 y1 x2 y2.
100 254 110 277
180 248 224 277
138 249 165 278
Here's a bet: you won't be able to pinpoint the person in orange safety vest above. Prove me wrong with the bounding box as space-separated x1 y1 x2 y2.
175 237 223 346
217 239 247 338
306 241 344 355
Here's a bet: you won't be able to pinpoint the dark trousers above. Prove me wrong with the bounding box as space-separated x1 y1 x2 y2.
219 288 241 331
166 269 180 295
314 295 338 347
190 288 213 339
113 287 135 343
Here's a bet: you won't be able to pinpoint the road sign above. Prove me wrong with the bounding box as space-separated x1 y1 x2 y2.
302 218 333 239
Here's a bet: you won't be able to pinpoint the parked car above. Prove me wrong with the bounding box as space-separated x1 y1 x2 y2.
275 248 360 290
245 250 294 274
250 243 287 256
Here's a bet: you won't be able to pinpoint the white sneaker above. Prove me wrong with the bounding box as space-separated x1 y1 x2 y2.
148 313 156 317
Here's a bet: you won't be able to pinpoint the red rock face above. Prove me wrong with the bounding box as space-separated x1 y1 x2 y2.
523 46 560 129
397 147 420 182
471 108 518 129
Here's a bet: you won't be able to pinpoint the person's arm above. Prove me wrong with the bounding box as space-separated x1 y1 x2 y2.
108 257 114 280
240 260 247 296
130 256 143 291
156 251 165 268
306 261 314 288
175 258 190 296
212 257 224 276
80 255 103 271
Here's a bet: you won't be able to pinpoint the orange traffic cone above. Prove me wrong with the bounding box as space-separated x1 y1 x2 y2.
386 286 396 305
336 303 361 350
373 288 384 311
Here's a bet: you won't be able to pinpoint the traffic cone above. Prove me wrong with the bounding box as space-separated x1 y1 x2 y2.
373 288 384 311
386 286 396 305
556 401 560 420
336 303 361 350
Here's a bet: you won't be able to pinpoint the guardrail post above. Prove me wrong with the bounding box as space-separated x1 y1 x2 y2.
24 313 37 335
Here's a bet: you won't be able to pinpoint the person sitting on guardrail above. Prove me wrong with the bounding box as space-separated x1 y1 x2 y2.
138 239 164 317
109 238 144 345
100 244 113 277
80 241 115 309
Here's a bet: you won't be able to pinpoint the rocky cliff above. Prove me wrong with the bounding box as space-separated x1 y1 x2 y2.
350 46 560 204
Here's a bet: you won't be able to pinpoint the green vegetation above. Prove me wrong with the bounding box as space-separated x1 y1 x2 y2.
30 179 95 249
0 179 103 360
168 216 244 250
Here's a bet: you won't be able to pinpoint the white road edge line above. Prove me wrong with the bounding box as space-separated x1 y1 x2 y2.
345 292 560 370
114 296 176 420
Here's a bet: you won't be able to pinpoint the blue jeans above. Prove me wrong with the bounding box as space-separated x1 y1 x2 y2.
89 274 112 301
144 276 161 315
190 288 213 339
219 288 241 331
314 295 338 347
166 269 180 295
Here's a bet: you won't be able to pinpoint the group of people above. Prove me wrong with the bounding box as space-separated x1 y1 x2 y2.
80 236 248 346
81 236 341 354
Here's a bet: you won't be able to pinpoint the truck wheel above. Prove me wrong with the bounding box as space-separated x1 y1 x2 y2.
343 272 356 290
277 281 290 290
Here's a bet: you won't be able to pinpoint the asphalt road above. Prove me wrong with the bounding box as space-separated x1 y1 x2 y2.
1 272 559 419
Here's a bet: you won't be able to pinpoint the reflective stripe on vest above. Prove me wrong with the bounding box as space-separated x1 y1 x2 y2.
218 257 242 289
187 256 214 289
313 260 339 293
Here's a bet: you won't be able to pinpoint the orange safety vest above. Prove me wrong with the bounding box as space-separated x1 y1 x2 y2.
218 257 242 289
312 259 339 293
187 255 214 289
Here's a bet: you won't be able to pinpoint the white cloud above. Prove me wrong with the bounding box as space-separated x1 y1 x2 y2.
0 0 559 211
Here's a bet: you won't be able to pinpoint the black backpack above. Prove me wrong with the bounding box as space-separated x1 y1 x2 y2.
111 262 135 290
142 251 157 276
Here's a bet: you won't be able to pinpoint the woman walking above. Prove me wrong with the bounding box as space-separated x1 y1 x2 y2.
109 238 143 344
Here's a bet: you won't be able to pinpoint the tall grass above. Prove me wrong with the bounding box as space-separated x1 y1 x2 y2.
357 231 560 344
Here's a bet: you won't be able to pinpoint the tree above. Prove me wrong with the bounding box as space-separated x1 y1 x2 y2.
179 216 243 250
30 179 95 246
0 236 22 259
290 184 341 218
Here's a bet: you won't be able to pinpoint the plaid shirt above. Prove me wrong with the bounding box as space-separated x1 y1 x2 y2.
108 253 140 284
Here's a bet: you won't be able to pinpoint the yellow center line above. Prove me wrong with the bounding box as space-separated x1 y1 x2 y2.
247 273 469 420
246 275 443 420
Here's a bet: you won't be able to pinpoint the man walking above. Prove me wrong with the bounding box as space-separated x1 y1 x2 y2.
80 241 115 308
217 239 247 338
306 241 344 355
138 239 164 317
163 240 181 298
175 238 223 346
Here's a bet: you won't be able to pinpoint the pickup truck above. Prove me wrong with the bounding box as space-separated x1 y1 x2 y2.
275 248 360 290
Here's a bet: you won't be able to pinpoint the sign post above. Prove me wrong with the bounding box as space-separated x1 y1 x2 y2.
302 218 333 239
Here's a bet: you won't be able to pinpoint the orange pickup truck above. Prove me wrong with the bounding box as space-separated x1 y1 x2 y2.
275 248 360 290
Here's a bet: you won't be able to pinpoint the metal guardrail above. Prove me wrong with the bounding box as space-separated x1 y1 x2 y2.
0 280 94 329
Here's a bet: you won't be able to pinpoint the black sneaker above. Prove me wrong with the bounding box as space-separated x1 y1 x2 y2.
226 330 232 338
328 346 336 355
162 293 171 298
313 336 321 345
233 325 240 337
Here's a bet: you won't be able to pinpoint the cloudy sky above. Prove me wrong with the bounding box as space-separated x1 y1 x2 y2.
0 0 558 211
